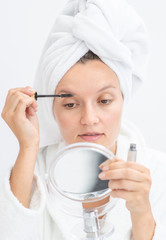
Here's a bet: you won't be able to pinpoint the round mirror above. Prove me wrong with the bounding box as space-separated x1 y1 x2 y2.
46 141 118 236
48 142 115 202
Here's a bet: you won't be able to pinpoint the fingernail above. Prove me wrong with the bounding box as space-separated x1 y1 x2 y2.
29 89 35 92
98 172 105 179
102 166 109 171
99 162 106 168
26 87 34 92
99 164 104 169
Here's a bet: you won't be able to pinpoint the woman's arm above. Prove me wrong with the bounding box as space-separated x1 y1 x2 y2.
9 145 39 208
1 86 40 208
130 207 155 240
99 160 156 240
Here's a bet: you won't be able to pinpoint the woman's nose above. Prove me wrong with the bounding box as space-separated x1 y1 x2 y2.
80 105 99 126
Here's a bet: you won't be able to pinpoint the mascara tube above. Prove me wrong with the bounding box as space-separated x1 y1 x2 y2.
127 143 137 162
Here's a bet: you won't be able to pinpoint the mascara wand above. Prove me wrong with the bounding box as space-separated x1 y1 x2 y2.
32 92 74 100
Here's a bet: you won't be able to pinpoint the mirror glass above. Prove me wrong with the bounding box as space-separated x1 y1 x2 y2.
48 142 115 202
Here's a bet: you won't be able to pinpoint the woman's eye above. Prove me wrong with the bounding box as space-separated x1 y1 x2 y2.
64 103 77 109
99 99 112 104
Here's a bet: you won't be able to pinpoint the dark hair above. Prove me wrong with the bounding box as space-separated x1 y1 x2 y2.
77 50 101 64
78 50 124 99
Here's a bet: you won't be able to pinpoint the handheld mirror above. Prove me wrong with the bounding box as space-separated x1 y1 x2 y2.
46 142 117 239
48 142 115 202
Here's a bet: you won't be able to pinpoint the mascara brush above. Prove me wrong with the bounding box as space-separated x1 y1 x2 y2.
32 92 74 100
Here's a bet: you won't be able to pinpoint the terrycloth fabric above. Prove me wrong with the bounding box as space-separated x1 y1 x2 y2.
1 120 166 239
33 0 149 148
0 169 46 240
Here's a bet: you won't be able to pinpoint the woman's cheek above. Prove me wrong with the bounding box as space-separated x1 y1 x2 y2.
105 108 121 124
105 109 122 136
56 113 69 129
57 112 76 133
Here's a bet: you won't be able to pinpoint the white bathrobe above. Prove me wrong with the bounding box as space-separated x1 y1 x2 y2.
0 120 166 240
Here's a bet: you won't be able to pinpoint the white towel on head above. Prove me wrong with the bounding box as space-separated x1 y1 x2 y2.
33 0 149 148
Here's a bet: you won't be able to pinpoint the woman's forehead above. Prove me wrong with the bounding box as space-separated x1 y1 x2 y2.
56 84 118 95
55 61 120 92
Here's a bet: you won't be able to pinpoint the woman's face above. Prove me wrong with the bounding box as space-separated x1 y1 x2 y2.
53 60 123 154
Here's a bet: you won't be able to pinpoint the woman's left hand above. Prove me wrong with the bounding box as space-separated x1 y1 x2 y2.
99 159 156 239
98 159 152 214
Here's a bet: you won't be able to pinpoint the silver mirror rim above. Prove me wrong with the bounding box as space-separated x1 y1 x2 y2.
48 142 115 202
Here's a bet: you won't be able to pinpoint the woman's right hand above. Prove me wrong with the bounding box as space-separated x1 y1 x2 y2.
1 87 40 149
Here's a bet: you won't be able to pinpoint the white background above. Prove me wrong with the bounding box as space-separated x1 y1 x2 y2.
0 0 166 182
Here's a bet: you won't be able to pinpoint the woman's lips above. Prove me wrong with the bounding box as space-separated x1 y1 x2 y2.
79 133 104 142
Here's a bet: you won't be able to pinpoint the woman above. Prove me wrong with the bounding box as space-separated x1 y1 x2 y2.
1 0 166 239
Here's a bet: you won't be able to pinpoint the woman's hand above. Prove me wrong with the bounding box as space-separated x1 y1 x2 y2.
99 159 155 239
1 86 39 149
1 87 40 207
99 159 152 213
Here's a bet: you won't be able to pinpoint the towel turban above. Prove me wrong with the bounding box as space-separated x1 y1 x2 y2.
33 0 149 148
